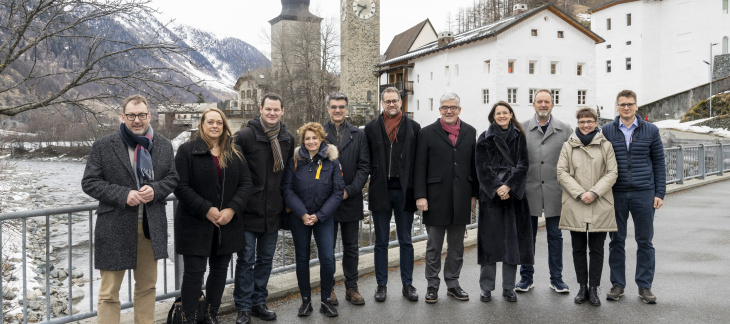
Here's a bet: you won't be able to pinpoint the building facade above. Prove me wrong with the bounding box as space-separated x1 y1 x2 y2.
340 0 380 120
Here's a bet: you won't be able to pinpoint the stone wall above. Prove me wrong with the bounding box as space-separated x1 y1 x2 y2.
714 54 730 81
638 75 730 121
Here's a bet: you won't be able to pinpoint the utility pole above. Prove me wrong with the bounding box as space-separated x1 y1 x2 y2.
710 42 718 118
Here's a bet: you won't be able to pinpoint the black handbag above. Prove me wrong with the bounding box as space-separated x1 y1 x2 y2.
495 142 516 182
167 292 206 324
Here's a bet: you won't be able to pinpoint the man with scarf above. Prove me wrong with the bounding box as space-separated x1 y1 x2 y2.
233 93 294 324
414 92 478 304
364 87 421 303
82 94 178 324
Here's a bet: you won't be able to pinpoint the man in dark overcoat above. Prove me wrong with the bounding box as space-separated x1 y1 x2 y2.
364 87 421 303
323 93 370 305
414 93 477 304
82 94 178 323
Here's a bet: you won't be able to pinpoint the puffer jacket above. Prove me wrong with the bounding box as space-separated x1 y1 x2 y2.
282 143 345 223
601 116 666 198
557 130 618 232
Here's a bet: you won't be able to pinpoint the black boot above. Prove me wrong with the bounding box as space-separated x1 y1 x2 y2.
588 286 601 306
204 301 220 324
181 310 198 324
574 284 588 304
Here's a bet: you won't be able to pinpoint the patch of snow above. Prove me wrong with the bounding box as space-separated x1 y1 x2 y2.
654 118 730 138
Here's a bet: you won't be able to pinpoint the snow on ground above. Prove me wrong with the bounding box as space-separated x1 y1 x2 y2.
653 118 730 138
171 130 192 153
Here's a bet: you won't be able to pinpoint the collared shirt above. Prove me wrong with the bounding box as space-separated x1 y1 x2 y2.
618 116 639 149
536 114 551 134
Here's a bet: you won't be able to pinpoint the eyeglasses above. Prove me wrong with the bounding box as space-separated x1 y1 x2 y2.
124 113 149 121
439 106 459 112
617 103 636 108
383 100 400 105
577 120 596 125
329 105 347 110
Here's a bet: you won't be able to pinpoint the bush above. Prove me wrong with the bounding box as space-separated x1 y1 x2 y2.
682 93 730 122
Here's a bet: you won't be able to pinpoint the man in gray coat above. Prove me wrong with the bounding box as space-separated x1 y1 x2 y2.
82 94 178 323
518 89 572 294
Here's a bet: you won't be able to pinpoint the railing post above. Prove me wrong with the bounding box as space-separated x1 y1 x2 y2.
719 144 724 176
699 144 706 180
677 145 684 184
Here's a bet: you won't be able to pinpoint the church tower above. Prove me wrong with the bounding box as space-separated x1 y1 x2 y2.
340 0 380 118
269 0 323 74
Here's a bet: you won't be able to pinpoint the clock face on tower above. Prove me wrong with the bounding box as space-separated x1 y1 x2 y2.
352 0 376 20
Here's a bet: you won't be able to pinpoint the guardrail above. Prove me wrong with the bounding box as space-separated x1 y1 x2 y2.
1 143 728 323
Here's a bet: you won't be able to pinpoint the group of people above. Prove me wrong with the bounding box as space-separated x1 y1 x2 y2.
81 87 665 324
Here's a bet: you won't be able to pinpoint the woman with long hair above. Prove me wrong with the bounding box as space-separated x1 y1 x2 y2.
557 107 618 306
475 101 532 303
174 108 252 323
282 122 345 317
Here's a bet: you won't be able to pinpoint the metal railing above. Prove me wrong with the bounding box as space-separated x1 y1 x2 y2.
1 143 727 323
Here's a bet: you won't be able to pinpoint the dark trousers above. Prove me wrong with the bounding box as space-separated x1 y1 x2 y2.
520 216 563 281
480 263 518 292
425 224 466 289
372 189 414 286
333 220 360 289
181 252 232 313
290 214 335 302
609 190 656 289
570 231 608 287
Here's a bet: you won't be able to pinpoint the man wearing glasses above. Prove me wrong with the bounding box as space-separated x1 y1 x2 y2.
602 90 665 304
322 93 370 306
364 87 421 303
518 89 572 294
414 93 477 304
82 94 178 323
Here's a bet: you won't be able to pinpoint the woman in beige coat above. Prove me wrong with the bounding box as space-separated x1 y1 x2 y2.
557 108 618 307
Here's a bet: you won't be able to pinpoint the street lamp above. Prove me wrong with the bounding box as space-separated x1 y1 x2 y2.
709 42 719 118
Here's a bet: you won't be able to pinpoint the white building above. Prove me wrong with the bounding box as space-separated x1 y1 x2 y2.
378 4 604 133
589 0 730 113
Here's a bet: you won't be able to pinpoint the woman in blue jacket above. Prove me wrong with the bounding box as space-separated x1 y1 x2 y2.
282 122 345 317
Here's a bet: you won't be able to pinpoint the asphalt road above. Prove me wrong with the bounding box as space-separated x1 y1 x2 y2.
220 180 730 323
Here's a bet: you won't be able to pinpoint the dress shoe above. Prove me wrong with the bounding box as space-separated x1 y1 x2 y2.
606 284 624 301
574 284 588 304
251 303 277 321
235 311 251 324
638 287 657 304
447 286 469 301
402 284 418 301
589 286 601 306
503 288 517 302
320 300 338 317
425 287 438 304
480 291 492 302
346 287 365 305
330 290 339 305
374 285 387 302
298 297 313 317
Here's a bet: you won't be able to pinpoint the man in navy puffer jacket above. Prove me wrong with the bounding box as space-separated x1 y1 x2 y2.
601 90 665 305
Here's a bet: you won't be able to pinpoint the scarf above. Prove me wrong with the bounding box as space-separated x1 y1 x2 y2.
119 123 154 187
262 121 285 173
575 127 599 147
383 110 403 143
493 122 511 140
440 118 461 146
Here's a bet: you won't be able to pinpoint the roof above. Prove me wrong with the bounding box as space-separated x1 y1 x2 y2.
383 19 435 61
378 4 604 67
587 0 640 14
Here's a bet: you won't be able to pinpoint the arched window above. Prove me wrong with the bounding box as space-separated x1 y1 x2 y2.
367 90 372 102
724 0 729 14
247 90 251 98
724 36 729 54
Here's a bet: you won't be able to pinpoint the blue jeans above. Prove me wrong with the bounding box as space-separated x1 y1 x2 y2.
289 213 335 301
520 216 563 281
609 190 656 289
233 230 278 311
372 189 414 286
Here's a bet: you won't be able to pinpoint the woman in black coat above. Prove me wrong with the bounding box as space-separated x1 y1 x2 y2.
174 108 252 323
475 101 533 303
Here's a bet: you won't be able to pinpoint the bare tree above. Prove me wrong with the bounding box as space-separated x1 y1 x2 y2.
0 0 200 117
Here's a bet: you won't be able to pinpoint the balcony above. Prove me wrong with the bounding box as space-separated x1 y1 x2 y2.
380 81 414 95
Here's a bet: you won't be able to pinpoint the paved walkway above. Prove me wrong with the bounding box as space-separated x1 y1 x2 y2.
216 178 730 323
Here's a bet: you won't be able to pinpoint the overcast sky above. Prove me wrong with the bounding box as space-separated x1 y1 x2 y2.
151 0 478 57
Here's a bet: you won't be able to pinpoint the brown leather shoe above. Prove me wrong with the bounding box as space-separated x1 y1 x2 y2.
345 287 366 305
330 291 338 306
638 287 657 304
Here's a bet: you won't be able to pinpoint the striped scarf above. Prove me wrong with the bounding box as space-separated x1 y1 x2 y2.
263 121 285 173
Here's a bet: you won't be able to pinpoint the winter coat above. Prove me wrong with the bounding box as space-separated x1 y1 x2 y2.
323 121 370 222
234 117 295 233
475 123 533 266
173 137 253 256
557 130 618 233
522 116 573 217
414 119 478 226
601 116 666 198
282 143 345 223
82 132 178 271
364 114 421 213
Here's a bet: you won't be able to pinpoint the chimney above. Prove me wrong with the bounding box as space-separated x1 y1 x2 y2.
512 4 528 16
438 31 455 47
